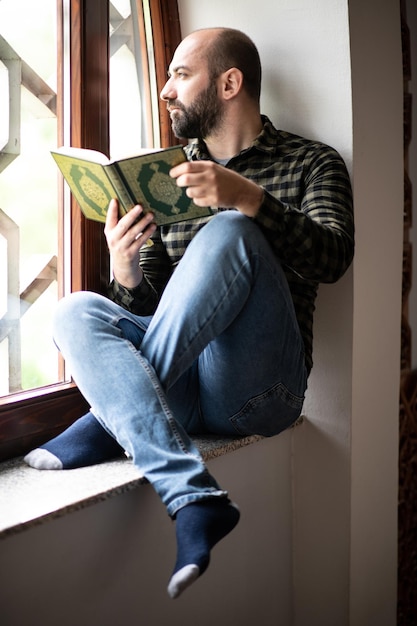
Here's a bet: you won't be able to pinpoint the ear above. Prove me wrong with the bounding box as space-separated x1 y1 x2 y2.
219 67 244 101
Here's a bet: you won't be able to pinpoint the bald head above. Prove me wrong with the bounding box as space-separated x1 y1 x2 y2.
180 28 262 103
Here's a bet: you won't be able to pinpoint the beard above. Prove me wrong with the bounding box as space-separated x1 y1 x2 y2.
169 82 224 139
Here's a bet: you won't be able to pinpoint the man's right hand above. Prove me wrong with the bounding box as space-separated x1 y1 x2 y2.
104 199 156 289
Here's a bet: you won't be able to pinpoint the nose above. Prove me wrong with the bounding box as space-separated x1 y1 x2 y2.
160 76 175 102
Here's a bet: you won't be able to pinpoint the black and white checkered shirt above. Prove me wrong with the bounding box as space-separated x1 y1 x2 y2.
108 116 354 373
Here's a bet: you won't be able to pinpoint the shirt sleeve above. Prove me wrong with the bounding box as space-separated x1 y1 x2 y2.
254 145 354 284
107 274 158 316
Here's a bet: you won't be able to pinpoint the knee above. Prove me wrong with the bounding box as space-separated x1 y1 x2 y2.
205 212 265 248
207 211 252 234
191 212 267 266
53 291 106 347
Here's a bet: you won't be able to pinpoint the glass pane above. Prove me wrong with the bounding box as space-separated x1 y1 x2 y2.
0 0 60 395
109 0 159 154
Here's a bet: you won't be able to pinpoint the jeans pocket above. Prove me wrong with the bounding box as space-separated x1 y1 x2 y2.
229 382 304 437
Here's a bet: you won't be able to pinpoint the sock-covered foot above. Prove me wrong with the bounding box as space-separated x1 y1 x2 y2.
167 498 240 599
23 411 124 470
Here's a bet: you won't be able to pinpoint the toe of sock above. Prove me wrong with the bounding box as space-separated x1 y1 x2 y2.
23 448 63 470
167 564 200 599
167 498 240 599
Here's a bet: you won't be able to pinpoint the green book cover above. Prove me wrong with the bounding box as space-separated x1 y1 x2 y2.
51 145 213 225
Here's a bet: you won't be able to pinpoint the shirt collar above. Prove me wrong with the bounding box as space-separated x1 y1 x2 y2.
185 115 279 161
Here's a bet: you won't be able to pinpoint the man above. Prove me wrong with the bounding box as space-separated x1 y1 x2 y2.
24 27 354 598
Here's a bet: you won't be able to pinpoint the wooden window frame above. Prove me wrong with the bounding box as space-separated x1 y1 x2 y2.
0 0 181 462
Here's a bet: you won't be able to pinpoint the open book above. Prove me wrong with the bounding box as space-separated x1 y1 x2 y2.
51 145 213 225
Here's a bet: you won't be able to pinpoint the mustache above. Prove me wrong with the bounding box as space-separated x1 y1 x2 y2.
167 99 185 111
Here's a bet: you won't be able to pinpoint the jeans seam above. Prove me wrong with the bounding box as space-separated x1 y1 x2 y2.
130 342 200 459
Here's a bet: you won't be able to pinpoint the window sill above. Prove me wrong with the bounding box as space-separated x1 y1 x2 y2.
0 434 264 539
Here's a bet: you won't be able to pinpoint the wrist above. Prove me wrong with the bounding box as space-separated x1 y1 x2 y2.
113 265 143 290
238 182 264 217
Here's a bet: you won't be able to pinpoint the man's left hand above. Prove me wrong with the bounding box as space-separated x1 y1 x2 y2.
170 160 263 217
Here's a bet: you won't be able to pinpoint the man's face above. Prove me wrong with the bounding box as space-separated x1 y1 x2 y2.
160 33 225 139
167 81 224 139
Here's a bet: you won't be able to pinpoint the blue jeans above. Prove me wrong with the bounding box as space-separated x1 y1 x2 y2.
53 212 307 516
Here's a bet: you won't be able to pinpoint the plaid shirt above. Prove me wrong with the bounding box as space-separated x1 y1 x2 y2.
108 116 354 373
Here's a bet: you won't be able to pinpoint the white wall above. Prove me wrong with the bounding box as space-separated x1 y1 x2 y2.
407 0 417 366
348 1 402 624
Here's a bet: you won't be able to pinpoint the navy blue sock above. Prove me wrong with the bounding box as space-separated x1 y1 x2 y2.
167 498 240 599
24 411 124 469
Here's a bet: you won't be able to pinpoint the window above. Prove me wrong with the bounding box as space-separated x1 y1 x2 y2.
0 0 181 462
0 1 59 394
